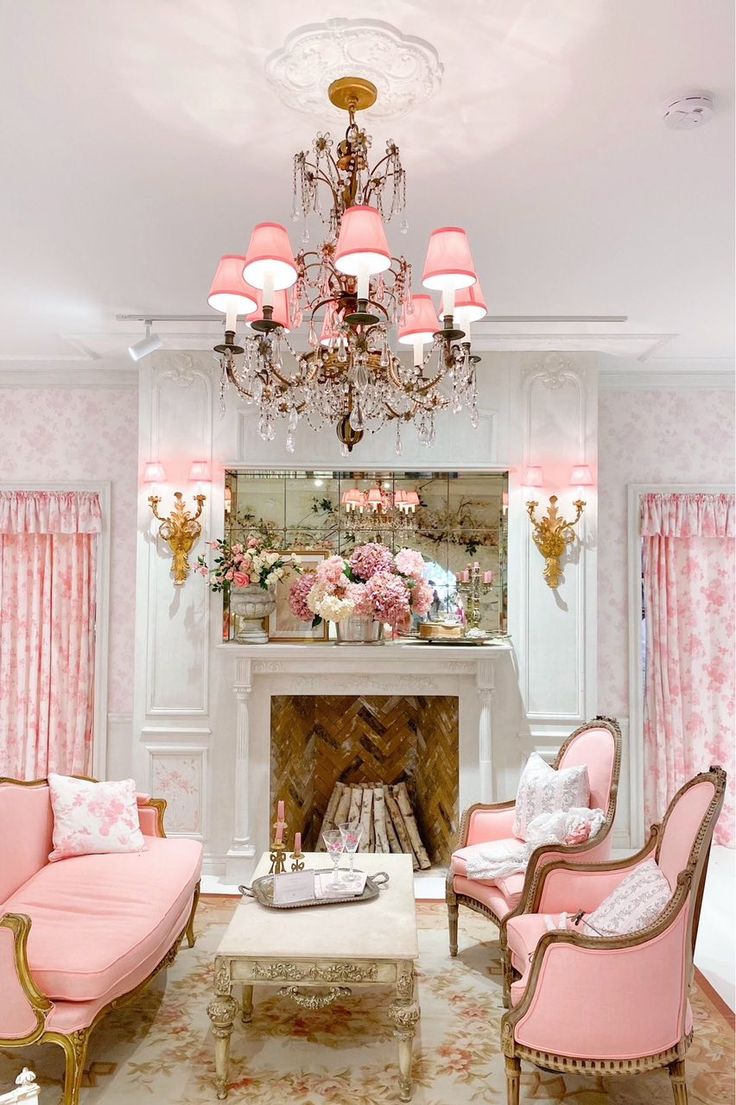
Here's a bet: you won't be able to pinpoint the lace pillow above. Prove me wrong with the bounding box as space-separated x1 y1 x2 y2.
48 774 146 862
513 752 590 841
579 858 672 937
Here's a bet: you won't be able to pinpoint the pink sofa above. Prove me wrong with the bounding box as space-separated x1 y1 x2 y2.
0 778 203 1105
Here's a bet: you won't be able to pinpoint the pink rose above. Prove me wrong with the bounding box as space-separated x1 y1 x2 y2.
233 571 251 587
247 536 259 548
225 569 234 581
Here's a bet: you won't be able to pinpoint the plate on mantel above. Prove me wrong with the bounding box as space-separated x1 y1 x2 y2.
404 637 506 647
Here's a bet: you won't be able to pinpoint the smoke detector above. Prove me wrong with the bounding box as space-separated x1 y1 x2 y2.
663 91 714 129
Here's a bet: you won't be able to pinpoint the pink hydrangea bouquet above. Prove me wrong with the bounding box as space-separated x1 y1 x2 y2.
289 542 433 629
197 535 299 593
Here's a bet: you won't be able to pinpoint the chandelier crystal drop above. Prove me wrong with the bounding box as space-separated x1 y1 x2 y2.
207 76 486 451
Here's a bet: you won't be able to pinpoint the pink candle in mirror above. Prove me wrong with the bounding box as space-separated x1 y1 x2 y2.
277 800 285 821
461 569 470 582
275 822 284 844
483 571 493 584
294 831 302 854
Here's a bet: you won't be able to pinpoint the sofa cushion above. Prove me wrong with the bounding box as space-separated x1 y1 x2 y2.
47 774 146 861
513 752 590 840
2 836 202 1002
506 912 569 972
452 873 523 920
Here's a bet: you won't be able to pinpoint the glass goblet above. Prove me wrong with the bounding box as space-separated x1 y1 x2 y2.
338 822 363 882
322 829 344 890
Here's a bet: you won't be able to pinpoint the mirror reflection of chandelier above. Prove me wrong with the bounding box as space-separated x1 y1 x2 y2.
341 483 419 517
207 76 486 454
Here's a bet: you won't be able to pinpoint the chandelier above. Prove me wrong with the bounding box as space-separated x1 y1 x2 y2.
207 76 487 454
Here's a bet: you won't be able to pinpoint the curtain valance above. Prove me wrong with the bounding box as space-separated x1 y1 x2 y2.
0 491 102 534
641 492 735 538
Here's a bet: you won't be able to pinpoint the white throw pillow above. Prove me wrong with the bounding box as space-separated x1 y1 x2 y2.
48 774 146 862
579 858 672 937
513 752 590 841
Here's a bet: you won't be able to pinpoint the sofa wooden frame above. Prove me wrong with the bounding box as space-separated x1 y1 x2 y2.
0 777 201 1105
446 716 622 1004
500 765 727 1105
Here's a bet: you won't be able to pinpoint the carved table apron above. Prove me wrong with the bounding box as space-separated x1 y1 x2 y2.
207 852 420 1101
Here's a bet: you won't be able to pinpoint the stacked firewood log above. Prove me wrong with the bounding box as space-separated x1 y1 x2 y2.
316 781 431 870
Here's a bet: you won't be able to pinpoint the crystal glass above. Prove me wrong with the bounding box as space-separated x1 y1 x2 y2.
322 828 344 890
338 822 363 882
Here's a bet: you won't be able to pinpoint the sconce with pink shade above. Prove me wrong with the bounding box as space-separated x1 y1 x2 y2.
145 459 210 587
525 462 591 590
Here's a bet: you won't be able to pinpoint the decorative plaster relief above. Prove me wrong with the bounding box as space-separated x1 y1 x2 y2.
265 18 443 120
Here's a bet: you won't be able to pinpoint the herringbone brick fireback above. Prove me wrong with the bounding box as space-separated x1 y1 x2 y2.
270 694 459 863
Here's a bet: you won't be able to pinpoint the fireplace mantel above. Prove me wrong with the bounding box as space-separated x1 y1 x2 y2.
218 641 517 881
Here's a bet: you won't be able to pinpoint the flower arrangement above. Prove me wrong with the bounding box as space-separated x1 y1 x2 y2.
288 542 433 629
197 535 299 593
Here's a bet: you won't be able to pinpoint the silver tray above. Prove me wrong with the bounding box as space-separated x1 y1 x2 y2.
239 869 389 910
406 636 504 647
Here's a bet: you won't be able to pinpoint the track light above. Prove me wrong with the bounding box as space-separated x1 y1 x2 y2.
128 321 162 362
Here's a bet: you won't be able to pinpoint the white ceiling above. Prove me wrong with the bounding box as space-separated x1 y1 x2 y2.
0 0 733 369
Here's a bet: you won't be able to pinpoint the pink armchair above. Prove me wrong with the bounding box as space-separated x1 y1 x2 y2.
501 765 727 1105
447 717 621 1003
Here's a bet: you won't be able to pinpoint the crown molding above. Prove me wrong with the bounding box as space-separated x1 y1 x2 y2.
0 366 138 389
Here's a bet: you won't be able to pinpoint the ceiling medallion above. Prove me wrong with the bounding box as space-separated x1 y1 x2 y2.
265 18 443 120
207 74 486 454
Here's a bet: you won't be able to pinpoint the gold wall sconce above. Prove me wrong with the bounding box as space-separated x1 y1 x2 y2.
144 460 210 586
524 465 593 589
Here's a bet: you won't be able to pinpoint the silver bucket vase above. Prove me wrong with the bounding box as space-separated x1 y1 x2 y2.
336 616 384 645
230 583 276 644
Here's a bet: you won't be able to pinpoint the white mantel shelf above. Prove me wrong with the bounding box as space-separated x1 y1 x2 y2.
219 639 517 883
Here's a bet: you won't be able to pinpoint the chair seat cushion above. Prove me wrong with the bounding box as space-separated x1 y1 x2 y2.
2 837 202 1002
452 872 524 921
450 839 522 878
506 912 569 972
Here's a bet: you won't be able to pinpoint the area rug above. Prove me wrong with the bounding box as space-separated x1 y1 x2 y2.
1 898 733 1104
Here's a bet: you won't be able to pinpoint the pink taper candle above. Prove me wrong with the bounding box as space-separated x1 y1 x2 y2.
483 570 493 584
275 822 284 844
277 800 285 821
294 832 302 854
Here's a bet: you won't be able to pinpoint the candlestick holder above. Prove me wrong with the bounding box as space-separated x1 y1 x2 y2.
269 840 287 875
457 565 493 629
290 848 305 872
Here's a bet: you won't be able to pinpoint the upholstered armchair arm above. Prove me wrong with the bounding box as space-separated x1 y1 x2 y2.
0 915 52 1045
456 800 517 849
503 877 692 1060
527 824 661 915
136 796 167 838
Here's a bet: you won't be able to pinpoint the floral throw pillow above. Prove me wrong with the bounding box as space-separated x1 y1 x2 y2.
513 752 590 841
48 774 146 862
578 858 672 937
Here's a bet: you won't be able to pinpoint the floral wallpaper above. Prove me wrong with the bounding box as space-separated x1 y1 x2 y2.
597 388 735 716
0 387 138 713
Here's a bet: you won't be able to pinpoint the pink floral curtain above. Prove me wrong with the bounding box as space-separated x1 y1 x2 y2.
642 492 735 846
0 491 101 779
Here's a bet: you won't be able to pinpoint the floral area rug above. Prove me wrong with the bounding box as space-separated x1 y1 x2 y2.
1 898 733 1104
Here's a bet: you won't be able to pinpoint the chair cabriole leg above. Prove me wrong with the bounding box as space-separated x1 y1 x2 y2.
58 1028 91 1105
505 1055 521 1105
447 901 458 957
668 1058 688 1104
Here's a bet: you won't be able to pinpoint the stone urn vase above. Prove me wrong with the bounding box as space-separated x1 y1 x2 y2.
335 616 384 644
230 583 276 644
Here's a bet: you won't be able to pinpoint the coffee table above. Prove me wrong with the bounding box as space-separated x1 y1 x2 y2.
206 851 420 1101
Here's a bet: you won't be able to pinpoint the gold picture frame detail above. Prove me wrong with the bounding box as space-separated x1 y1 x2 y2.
268 549 330 642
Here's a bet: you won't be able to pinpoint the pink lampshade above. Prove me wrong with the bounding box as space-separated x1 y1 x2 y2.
366 487 383 511
397 294 441 345
405 490 420 507
207 255 258 315
422 227 476 292
334 205 392 276
570 464 594 486
246 289 291 332
143 461 166 484
454 278 487 323
242 223 297 291
189 460 211 482
523 466 544 488
341 488 365 510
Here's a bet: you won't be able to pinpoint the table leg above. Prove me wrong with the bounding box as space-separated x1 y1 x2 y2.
388 962 420 1102
241 983 254 1023
207 994 237 1100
